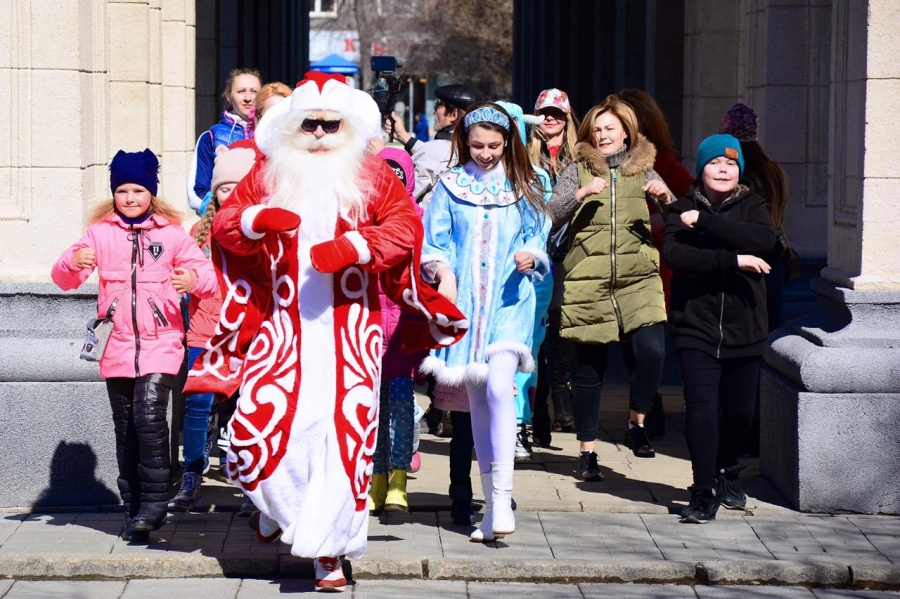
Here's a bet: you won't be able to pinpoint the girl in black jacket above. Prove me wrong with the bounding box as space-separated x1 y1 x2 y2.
663 134 776 524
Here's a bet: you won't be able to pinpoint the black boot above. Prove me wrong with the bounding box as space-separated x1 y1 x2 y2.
717 464 748 510
643 394 666 439
132 464 170 531
623 421 656 458
680 486 719 524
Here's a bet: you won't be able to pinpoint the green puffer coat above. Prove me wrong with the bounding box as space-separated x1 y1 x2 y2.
560 135 666 344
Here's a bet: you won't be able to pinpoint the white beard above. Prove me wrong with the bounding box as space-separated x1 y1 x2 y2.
264 113 370 232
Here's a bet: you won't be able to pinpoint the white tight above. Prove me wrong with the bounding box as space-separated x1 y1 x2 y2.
465 351 519 474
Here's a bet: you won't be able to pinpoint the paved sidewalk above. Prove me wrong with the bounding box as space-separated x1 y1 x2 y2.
1 385 897 590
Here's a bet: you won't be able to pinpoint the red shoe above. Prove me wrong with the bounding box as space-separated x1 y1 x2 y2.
314 556 346 592
248 510 281 544
409 451 421 474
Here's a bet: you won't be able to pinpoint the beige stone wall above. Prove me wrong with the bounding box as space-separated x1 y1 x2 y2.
683 0 829 257
0 0 195 283
822 0 900 291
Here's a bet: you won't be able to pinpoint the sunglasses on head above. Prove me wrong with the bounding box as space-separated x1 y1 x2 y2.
300 119 342 133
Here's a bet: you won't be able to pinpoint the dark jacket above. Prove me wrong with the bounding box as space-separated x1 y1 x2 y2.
663 185 776 358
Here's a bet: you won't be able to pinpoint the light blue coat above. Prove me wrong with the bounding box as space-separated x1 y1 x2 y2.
419 160 551 386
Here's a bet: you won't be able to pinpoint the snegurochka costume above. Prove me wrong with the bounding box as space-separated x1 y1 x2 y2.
419 155 552 387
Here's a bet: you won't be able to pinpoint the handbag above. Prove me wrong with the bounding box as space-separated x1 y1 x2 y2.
80 299 118 362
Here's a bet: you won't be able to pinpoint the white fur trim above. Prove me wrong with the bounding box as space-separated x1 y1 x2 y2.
484 341 535 374
344 230 371 265
464 363 489 385
241 205 267 240
254 95 294 156
292 79 381 146
420 255 448 284
418 356 467 387
520 246 551 280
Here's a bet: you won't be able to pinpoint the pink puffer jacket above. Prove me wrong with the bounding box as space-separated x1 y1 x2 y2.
51 212 218 379
377 147 427 380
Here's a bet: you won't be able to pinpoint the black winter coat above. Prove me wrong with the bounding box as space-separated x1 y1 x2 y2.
663 185 776 358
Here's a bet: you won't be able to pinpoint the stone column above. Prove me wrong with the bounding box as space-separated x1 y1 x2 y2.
0 0 196 508
761 0 900 514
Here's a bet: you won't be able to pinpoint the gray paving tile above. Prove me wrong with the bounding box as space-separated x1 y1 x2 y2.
235 578 316 596
366 511 443 558
121 578 241 598
695 586 815 598
353 579 467 598
813 589 900 598
468 581 584 598
749 517 888 564
848 517 900 563
4 580 125 599
581 583 698 598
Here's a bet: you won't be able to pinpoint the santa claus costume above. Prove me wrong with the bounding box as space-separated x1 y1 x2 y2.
184 72 468 591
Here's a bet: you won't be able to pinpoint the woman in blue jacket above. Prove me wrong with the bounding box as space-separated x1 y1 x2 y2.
187 67 261 216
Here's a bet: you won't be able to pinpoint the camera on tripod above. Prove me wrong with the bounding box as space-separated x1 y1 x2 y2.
368 56 405 139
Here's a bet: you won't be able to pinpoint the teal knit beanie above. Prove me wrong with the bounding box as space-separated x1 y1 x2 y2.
695 134 744 179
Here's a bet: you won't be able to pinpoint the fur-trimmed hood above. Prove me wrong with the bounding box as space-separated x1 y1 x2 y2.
574 132 657 178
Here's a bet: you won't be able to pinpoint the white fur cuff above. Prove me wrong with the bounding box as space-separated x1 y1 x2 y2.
344 230 371 265
241 205 267 240
520 247 551 280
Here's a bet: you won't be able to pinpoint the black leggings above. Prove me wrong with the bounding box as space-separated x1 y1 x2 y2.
106 374 174 513
676 348 760 488
571 322 666 442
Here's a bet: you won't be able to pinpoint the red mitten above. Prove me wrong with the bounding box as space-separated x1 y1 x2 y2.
310 235 360 273
251 207 300 234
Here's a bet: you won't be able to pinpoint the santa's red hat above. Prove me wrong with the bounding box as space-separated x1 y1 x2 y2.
255 71 382 156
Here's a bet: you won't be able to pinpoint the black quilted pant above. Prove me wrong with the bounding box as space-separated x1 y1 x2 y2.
106 374 173 520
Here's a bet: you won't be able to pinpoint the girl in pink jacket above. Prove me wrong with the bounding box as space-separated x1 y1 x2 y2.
51 149 218 543
368 147 428 513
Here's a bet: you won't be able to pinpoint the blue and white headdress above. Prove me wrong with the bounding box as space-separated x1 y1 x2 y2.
463 105 511 132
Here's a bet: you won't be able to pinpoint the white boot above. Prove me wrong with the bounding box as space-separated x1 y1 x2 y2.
490 461 515 536
469 471 501 542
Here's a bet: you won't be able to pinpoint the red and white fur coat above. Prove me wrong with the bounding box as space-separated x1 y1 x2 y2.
184 154 467 558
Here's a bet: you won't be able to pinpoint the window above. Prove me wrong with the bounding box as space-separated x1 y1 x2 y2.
311 0 337 17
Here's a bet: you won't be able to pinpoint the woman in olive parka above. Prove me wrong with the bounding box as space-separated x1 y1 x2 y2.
547 95 673 480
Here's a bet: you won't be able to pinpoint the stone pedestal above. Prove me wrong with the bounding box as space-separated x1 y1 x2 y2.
761 279 900 514
760 0 900 515
0 283 120 508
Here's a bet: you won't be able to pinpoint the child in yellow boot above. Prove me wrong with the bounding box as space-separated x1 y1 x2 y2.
369 147 424 514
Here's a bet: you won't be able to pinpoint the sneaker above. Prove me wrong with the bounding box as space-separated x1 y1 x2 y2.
409 451 421 474
238 493 257 517
680 485 719 524
717 464 748 510
623 421 656 458
314 556 347 592
514 425 533 462
167 472 202 512
450 499 477 526
578 450 603 481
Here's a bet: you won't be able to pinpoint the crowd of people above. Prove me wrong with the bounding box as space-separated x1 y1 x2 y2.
51 65 792 592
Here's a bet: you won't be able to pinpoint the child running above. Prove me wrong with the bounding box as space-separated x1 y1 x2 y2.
51 149 218 542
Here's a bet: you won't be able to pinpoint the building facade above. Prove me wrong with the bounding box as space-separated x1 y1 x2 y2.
0 0 897 510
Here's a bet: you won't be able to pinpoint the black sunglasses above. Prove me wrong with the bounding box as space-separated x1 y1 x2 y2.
434 100 445 111
300 119 342 134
